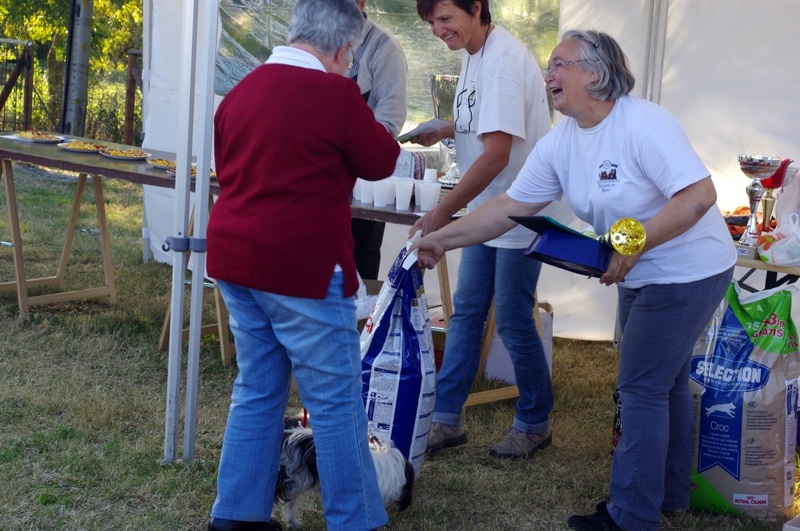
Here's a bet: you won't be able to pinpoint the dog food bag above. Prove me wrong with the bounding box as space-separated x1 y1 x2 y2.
360 244 436 478
690 282 800 520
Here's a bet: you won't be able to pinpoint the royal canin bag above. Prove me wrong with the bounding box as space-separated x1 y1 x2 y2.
689 282 800 520
360 245 436 478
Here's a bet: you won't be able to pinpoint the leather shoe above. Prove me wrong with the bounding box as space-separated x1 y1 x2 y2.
567 502 623 530
207 517 283 531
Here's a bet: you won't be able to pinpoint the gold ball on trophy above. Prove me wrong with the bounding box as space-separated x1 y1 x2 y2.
599 218 647 256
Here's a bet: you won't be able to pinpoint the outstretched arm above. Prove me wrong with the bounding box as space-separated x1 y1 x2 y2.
409 192 551 269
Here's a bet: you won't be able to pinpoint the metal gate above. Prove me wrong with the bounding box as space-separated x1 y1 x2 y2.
0 38 33 132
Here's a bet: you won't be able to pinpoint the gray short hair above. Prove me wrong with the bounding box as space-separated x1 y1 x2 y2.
287 0 365 55
561 29 635 101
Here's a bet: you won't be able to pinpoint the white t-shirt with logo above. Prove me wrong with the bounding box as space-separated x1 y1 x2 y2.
508 95 735 287
454 25 551 249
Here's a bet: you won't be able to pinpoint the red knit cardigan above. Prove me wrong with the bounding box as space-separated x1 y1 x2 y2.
207 63 400 298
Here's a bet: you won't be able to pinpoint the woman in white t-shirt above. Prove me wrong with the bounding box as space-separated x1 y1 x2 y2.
410 30 736 531
408 0 553 461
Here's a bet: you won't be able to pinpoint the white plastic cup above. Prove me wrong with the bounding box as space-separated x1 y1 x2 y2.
424 168 438 183
419 182 442 212
413 179 423 209
359 178 374 204
353 179 362 201
373 180 392 207
384 177 397 204
395 179 413 211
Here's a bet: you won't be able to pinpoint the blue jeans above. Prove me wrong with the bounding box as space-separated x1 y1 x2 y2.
210 274 388 531
433 244 552 434
608 268 733 531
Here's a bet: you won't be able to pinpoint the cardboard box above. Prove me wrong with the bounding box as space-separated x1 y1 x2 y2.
484 303 554 385
783 515 800 530
431 326 446 372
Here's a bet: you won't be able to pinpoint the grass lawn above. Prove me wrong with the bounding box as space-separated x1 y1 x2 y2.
0 162 793 530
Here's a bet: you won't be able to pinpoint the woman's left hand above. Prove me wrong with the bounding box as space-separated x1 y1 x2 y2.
599 252 640 286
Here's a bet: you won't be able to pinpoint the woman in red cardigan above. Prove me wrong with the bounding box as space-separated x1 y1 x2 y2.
205 0 400 528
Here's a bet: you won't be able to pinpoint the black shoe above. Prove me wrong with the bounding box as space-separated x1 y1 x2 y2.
207 517 283 531
567 502 623 530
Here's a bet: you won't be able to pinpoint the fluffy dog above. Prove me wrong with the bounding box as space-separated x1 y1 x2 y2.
274 421 414 528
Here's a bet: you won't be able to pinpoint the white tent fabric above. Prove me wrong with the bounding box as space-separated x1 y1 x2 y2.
144 0 800 345
144 0 800 459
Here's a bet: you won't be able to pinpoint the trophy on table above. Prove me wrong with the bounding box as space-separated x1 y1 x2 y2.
758 158 795 231
738 154 782 246
431 74 460 187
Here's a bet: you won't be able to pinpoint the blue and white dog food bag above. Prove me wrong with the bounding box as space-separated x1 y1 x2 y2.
360 244 436 478
690 282 800 520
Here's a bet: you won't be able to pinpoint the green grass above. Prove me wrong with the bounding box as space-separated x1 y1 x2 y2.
0 162 793 530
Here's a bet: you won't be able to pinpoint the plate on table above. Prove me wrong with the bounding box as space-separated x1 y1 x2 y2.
146 157 177 171
99 147 151 161
166 166 216 179
14 131 66 143
58 141 104 153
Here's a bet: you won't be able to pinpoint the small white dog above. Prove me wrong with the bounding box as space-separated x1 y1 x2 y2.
274 422 414 529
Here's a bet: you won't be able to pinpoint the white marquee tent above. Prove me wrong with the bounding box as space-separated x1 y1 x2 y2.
142 0 800 461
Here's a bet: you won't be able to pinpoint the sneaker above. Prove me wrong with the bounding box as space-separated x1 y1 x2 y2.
426 422 467 453
567 502 623 531
488 427 552 459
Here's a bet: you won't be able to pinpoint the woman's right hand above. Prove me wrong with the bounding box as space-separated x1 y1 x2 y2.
408 120 454 147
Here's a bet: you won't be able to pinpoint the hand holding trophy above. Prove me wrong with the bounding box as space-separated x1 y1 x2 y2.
514 215 647 279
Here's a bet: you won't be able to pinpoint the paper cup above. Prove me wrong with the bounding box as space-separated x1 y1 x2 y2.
359 178 374 204
424 168 438 183
419 182 441 212
395 179 413 211
353 179 361 201
373 180 392 207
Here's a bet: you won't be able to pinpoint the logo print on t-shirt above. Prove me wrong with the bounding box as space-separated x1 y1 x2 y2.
597 160 619 193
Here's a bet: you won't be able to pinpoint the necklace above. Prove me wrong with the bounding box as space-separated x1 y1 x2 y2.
480 24 491 58
463 24 492 81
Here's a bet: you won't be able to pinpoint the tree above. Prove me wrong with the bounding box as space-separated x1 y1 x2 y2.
64 0 93 136
0 0 142 137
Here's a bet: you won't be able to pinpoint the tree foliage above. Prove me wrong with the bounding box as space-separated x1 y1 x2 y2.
0 0 143 141
0 0 141 74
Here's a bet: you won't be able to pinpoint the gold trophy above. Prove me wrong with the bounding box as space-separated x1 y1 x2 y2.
585 218 647 256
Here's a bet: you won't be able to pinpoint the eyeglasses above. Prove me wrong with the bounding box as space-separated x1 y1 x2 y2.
454 84 476 134
541 59 588 77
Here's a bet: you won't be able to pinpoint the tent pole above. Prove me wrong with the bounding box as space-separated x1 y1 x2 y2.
164 0 200 464
183 0 220 461
141 0 153 263
639 0 668 104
